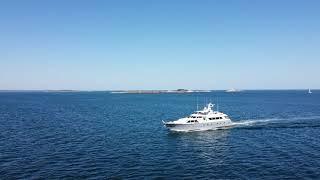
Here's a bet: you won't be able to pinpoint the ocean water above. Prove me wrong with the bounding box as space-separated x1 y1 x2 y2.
0 90 320 179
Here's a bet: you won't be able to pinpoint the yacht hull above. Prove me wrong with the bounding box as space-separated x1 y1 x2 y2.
164 120 233 132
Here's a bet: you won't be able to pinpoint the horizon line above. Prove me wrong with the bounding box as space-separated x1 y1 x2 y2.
0 88 317 92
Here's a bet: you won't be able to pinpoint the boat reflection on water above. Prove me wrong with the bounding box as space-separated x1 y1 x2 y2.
166 130 231 163
167 128 230 141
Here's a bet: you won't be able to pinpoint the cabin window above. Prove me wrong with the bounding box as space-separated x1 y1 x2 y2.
219 117 222 119
195 120 198 123
187 120 191 123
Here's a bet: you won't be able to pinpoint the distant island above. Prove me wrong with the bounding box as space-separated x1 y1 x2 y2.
110 89 211 94
0 90 81 92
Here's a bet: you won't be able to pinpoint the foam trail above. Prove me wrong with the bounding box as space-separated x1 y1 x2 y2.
232 115 320 127
232 118 277 126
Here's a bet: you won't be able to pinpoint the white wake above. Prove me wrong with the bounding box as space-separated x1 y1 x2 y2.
232 115 320 127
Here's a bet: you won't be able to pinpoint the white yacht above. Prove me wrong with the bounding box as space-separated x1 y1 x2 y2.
163 103 233 131
308 89 312 94
225 88 241 93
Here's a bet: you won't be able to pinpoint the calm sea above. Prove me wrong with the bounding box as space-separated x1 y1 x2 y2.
0 91 320 179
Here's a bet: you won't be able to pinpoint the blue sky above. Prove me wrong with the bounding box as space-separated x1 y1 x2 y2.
0 0 319 90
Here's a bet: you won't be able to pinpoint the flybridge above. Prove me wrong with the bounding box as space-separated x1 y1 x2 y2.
198 103 214 112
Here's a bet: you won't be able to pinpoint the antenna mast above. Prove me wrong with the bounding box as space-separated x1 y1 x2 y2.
217 96 219 112
196 96 199 111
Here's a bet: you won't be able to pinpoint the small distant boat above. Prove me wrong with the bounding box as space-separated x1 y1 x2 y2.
308 89 312 94
225 88 241 93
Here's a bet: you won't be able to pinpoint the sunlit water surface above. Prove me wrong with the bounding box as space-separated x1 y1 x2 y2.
0 91 320 179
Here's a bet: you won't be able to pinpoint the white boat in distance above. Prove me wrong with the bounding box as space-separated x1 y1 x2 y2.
308 89 312 94
225 88 241 93
163 103 233 132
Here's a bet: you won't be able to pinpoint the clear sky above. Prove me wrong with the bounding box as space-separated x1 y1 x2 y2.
0 0 319 90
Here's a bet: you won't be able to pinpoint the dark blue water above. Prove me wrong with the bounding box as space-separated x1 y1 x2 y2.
1 91 320 179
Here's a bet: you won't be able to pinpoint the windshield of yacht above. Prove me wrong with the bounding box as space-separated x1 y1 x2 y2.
195 111 208 115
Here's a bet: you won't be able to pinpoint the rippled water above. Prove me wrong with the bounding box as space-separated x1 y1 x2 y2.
0 90 320 179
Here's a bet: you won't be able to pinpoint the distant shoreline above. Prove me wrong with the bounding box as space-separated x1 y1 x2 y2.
0 89 317 93
110 89 211 94
0 90 82 92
